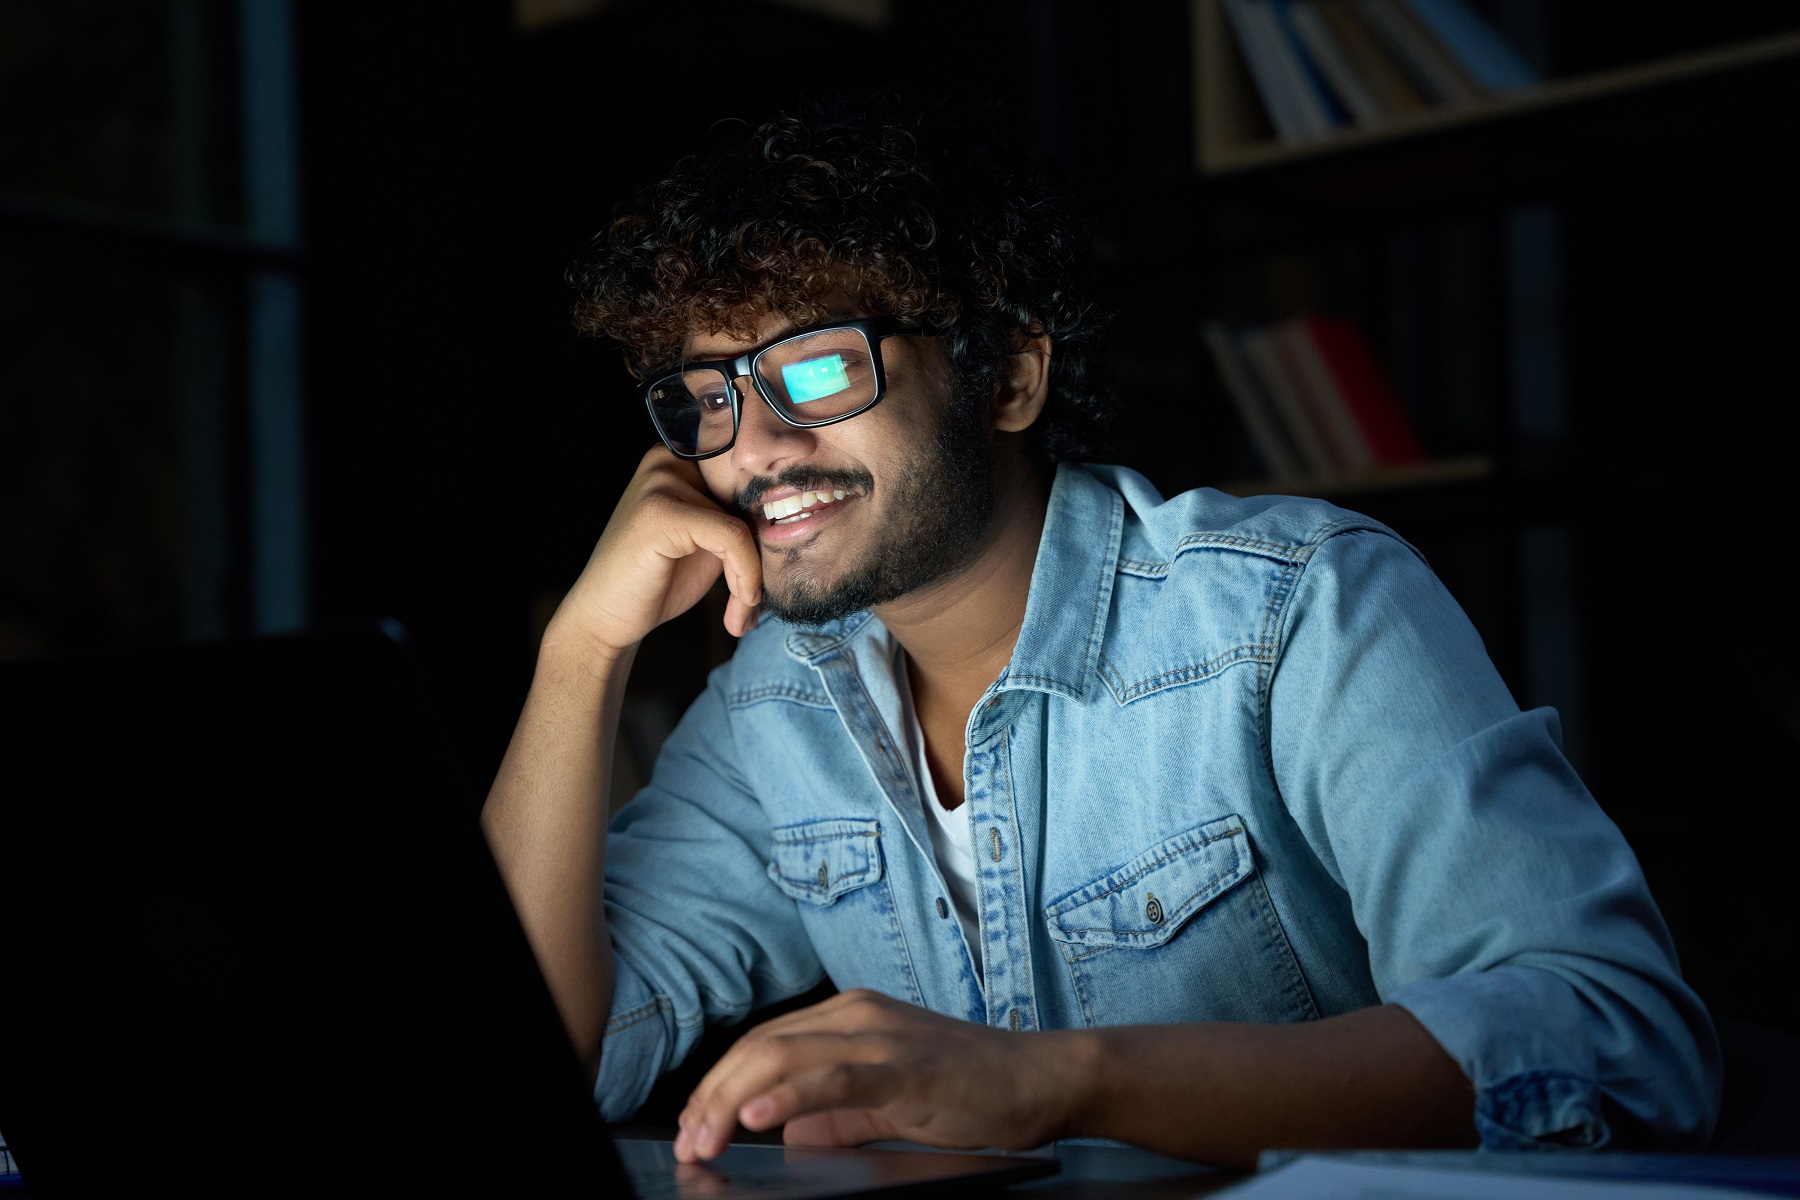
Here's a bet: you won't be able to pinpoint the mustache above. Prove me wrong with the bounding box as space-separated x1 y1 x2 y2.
734 466 874 516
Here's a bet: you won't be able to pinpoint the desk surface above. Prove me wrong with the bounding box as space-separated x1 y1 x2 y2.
614 1125 1245 1198
1012 1142 1243 1198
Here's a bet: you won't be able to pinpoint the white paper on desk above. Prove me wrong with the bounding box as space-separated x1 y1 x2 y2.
1214 1156 1761 1199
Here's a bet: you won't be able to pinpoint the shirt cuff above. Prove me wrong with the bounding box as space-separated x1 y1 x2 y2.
1390 966 1609 1150
593 957 680 1123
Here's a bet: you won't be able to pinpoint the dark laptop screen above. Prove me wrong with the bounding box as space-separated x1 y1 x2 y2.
0 627 625 1196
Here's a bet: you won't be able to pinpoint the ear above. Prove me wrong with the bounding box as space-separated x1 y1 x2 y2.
991 326 1053 435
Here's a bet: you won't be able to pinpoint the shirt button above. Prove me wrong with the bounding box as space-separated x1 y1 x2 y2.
817 862 829 889
1145 893 1164 926
936 897 949 919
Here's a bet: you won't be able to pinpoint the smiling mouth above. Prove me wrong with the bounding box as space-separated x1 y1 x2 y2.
761 488 859 526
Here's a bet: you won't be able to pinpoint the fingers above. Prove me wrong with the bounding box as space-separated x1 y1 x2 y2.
723 592 760 638
733 990 897 1040
673 506 763 616
740 1061 898 1133
675 1032 895 1162
558 448 766 654
675 994 916 1162
636 453 763 621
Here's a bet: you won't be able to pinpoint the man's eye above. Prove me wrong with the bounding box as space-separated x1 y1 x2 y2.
697 390 732 414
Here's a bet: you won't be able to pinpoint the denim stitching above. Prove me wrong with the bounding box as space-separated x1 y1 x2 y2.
603 995 670 1037
769 867 880 897
770 829 882 846
1052 855 1246 938
837 660 909 782
1067 940 1100 1025
876 868 926 1007
1256 553 1306 782
996 727 1039 1031
727 683 834 709
1245 864 1319 1020
1174 532 1311 559
1044 822 1246 916
1074 492 1125 693
1115 534 1309 582
1103 644 1275 703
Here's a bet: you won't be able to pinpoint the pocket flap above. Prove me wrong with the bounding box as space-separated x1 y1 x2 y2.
767 818 884 905
1043 815 1252 949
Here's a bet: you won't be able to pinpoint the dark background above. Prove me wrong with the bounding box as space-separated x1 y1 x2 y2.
3 0 1797 1069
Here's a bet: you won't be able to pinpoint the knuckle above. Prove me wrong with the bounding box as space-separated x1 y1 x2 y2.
752 1036 794 1071
636 491 685 524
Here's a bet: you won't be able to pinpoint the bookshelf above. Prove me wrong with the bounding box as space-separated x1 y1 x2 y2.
1192 0 1800 177
1170 0 1800 1035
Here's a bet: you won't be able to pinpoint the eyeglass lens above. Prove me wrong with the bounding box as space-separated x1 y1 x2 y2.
647 326 880 457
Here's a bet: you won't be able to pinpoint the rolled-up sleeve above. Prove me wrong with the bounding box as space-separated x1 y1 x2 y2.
1268 528 1720 1148
594 673 826 1121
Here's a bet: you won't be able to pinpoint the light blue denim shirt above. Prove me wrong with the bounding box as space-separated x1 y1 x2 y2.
596 463 1720 1149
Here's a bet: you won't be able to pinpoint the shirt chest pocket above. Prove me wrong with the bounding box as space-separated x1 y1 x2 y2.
765 817 920 1005
766 818 885 905
1043 814 1318 1026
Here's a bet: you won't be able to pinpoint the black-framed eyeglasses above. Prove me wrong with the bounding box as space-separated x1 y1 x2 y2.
643 316 915 460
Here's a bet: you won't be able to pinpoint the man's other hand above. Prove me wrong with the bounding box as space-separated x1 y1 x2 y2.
549 446 763 659
672 989 1084 1162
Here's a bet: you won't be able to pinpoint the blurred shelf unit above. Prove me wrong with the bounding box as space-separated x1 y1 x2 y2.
1190 0 1800 177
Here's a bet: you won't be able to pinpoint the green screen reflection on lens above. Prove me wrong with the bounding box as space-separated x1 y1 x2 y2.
782 355 850 403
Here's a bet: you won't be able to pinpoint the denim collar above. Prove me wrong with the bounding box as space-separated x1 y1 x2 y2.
784 464 1124 702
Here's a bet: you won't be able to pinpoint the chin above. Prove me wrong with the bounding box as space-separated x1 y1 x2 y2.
760 567 871 628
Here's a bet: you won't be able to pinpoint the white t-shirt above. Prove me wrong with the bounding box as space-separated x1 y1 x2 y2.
894 652 982 978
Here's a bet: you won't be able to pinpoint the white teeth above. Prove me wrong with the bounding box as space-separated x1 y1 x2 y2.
762 489 855 521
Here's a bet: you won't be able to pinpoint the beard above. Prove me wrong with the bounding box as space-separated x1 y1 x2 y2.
735 390 997 627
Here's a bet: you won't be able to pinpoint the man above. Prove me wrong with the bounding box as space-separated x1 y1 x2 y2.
481 94 1717 1166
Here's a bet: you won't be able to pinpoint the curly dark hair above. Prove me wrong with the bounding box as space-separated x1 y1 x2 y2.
568 92 1116 465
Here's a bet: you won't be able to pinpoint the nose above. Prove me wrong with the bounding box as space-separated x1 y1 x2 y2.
729 378 815 476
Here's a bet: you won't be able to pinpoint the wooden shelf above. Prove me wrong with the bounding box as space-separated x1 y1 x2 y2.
1217 453 1493 499
1191 0 1800 178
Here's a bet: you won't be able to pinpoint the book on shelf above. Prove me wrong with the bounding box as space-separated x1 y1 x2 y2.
1237 325 1338 475
1311 0 1429 120
1401 0 1539 91
1290 315 1428 466
1208 314 1429 485
1220 0 1338 141
1273 0 1353 127
1202 321 1307 480
1214 0 1541 145
1355 0 1477 105
1287 0 1386 127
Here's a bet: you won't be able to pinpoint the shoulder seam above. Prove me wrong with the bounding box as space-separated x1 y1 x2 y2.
1255 523 1418 775
725 681 834 710
1114 512 1399 580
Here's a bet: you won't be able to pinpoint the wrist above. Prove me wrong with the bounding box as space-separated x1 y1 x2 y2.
539 615 637 681
1035 1027 1110 1142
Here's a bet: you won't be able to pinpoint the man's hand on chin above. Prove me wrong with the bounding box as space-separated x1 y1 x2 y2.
671 989 1087 1162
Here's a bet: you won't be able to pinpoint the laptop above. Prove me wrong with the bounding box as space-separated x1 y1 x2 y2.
0 624 1058 1197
